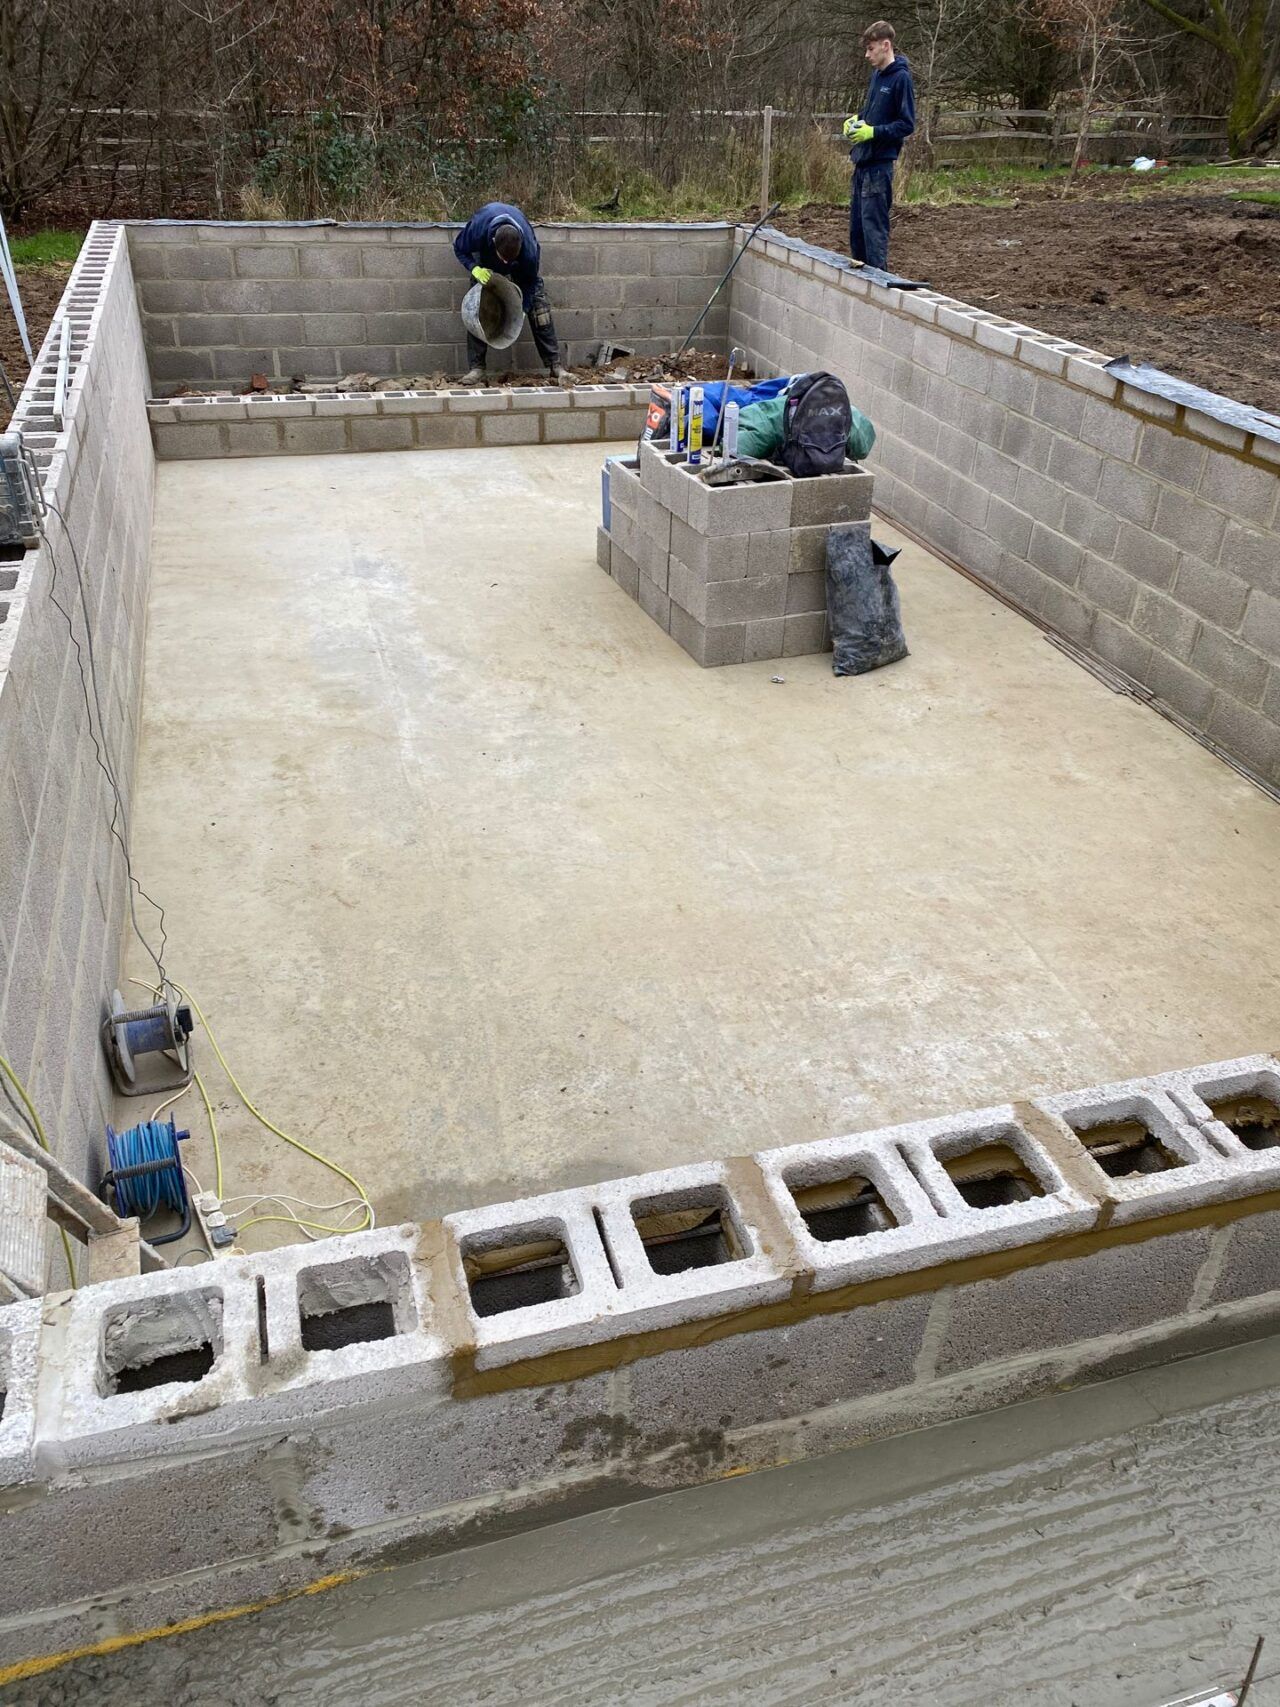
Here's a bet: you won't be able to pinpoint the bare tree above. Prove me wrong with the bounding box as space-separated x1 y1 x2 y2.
1136 0 1280 153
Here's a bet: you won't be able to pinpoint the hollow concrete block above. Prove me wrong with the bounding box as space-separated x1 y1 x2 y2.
682 468 793 536
610 543 641 601
1207 1208 1280 1306
669 517 750 580
443 1186 620 1371
889 1105 1100 1260
788 465 874 529
608 456 641 519
43 1258 264 1468
637 571 671 632
755 1132 946 1292
1161 1053 1280 1192
246 1225 447 1417
0 1298 41 1489
1035 1076 1245 1224
591 1158 803 1336
783 611 829 656
596 525 610 571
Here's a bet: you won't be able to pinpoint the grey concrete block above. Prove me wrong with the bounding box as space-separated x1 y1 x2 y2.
706 575 787 625
1001 414 1055 474
972 443 1020 502
1046 436 1103 497
1152 485 1228 564
1222 521 1280 600
746 529 789 579
1091 612 1153 682
1190 623 1268 705
299 246 362 278
1209 1210 1280 1305
596 526 610 571
152 422 221 459
702 622 747 666
1077 551 1136 620
1027 523 1082 586
986 496 1032 557
1174 554 1250 631
638 528 670 592
1114 521 1178 591
987 360 1036 416
1146 650 1215 725
667 556 706 623
360 246 425 278
1133 587 1200 656
225 421 285 457
937 1230 1212 1377
1200 452 1278 529
785 570 826 616
233 245 299 279
165 243 233 280
670 516 749 580
415 414 479 449
1135 425 1206 492
1242 588 1280 657
1080 398 1141 461
1098 460 1162 528
684 472 792 536
481 412 541 445
350 416 414 452
1031 377 1085 438
610 543 641 600
745 618 785 660
637 573 671 631
279 418 349 453
545 412 602 442
1206 694 1280 782
783 611 828 656
1013 465 1066 530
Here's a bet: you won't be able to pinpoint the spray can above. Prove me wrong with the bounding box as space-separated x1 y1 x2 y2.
723 401 740 461
688 387 704 466
672 385 686 456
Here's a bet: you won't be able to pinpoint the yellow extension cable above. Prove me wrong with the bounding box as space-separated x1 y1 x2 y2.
133 979 373 1244
0 1053 79 1287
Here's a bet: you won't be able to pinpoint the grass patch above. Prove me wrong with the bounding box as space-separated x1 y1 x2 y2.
9 229 83 266
1236 189 1280 205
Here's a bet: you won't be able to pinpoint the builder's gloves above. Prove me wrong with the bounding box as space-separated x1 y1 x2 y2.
471 265 493 285
841 114 861 138
850 123 875 144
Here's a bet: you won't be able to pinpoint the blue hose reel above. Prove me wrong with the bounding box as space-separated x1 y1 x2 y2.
102 1117 191 1244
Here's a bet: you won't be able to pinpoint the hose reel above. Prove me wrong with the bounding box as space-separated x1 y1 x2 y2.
102 987 193 1098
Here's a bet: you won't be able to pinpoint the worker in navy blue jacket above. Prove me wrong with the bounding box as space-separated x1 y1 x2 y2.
844 21 916 271
453 202 564 384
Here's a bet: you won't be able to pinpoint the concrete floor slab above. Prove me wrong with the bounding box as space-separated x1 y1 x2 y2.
128 442 1280 1241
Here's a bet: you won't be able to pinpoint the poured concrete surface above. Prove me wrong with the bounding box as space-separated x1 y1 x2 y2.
23 1334 1280 1704
129 442 1280 1235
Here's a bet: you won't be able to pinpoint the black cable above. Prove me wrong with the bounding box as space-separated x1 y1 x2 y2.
0 355 16 412
38 498 169 988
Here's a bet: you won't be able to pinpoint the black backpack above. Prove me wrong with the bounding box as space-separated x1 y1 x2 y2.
778 372 852 478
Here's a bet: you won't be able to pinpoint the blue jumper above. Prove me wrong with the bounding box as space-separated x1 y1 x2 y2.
849 54 916 166
453 203 541 310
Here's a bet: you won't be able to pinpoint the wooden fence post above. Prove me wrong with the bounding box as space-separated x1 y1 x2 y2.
760 104 773 219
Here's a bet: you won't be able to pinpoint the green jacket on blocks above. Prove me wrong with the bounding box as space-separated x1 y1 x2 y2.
736 393 876 464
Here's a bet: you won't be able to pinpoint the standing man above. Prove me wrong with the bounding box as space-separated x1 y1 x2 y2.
453 201 565 385
844 21 915 272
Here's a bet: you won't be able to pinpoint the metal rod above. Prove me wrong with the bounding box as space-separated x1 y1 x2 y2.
709 346 742 464
52 319 70 430
672 203 781 364
1237 1636 1265 1706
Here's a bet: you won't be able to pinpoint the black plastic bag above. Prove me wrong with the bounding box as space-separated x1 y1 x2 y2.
825 525 909 677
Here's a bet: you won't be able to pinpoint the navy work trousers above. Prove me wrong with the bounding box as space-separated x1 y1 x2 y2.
849 163 894 271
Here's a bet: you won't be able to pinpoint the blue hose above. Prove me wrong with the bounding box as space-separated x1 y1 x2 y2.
104 1117 191 1243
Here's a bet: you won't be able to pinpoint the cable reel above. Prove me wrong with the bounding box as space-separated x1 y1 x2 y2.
102 986 193 1098
102 1116 191 1245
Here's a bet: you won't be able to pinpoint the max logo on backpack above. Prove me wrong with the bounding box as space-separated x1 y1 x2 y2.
777 372 853 478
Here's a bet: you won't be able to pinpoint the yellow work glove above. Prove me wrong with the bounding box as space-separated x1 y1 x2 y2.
841 114 860 139
471 265 493 285
850 122 875 144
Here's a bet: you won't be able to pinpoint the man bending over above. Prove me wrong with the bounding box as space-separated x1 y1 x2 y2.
453 201 564 385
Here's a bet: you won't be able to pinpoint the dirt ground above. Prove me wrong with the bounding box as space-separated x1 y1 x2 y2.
779 192 1280 413
1 265 71 394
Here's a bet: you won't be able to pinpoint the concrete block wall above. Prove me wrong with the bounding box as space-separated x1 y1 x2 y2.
146 381 649 459
728 229 1280 791
126 221 735 390
2 1050 1280 1671
0 223 156 1221
601 441 872 666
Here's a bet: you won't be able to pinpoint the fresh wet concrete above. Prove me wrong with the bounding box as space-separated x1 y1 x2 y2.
22 1332 1280 1704
128 441 1280 1239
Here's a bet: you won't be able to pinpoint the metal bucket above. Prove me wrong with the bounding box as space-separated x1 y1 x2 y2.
461 274 525 351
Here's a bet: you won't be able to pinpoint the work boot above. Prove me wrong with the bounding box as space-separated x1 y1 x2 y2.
548 365 567 387
461 366 486 386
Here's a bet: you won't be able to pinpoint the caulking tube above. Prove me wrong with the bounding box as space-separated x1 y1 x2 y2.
688 387 704 466
672 385 686 456
723 401 739 460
